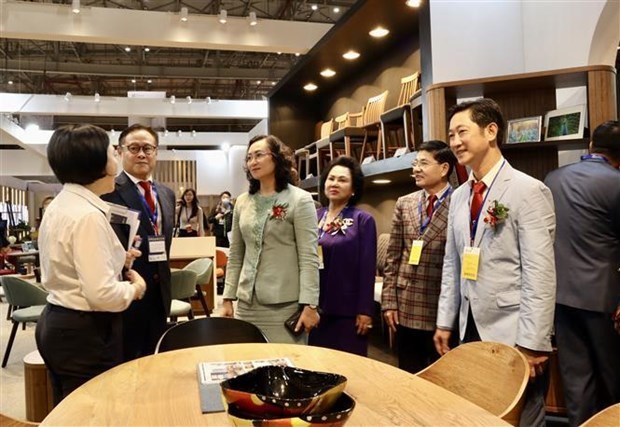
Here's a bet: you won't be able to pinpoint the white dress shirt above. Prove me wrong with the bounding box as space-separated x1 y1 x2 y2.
468 156 505 200
39 184 136 311
124 172 162 233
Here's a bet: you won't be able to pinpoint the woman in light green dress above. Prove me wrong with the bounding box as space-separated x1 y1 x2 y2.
222 135 321 343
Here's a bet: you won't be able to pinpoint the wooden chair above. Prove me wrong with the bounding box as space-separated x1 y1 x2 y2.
380 72 421 156
329 92 388 163
580 403 620 427
183 257 213 316
169 269 198 322
416 341 530 426
315 118 334 177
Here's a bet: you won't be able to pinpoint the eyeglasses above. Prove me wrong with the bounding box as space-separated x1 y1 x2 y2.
122 144 158 156
411 160 440 169
245 151 272 163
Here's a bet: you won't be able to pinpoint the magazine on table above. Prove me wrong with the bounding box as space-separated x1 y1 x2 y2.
196 357 294 413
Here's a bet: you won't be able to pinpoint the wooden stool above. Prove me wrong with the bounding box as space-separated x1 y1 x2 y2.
23 350 54 422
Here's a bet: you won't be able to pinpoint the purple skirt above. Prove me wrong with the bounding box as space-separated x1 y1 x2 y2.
308 315 368 356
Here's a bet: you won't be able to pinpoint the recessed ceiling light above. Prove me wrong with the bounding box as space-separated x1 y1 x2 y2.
406 0 421 7
277 51 282 55
124 46 131 52
271 81 277 86
342 50 360 60
333 7 340 13
143 47 150 52
369 26 390 38
311 4 318 11
304 83 318 92
219 9 227 24
372 179 392 184
295 53 301 57
7 80 13 85
256 80 262 85
320 68 336 78
131 78 136 83
147 79 153 84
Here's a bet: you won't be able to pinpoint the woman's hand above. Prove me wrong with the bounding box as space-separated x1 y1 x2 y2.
355 314 373 335
124 248 142 269
296 306 320 334
126 269 146 300
221 299 235 317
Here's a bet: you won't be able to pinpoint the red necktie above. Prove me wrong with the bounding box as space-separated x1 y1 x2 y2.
426 194 437 218
138 181 155 214
470 181 487 226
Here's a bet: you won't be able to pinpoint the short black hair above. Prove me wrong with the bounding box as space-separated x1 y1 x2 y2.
245 135 295 194
47 124 110 185
418 140 458 177
118 124 159 146
320 156 365 206
448 98 506 147
220 191 232 198
591 120 620 161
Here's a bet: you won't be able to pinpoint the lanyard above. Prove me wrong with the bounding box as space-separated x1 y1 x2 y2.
318 206 348 240
137 183 159 234
581 154 609 164
417 186 452 236
469 160 506 245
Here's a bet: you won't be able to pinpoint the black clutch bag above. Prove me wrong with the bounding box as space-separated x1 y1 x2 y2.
284 307 304 337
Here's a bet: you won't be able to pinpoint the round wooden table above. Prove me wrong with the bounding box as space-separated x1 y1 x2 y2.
41 343 508 426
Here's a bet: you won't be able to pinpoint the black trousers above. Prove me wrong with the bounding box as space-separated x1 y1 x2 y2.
122 288 167 361
555 304 620 426
35 304 123 405
396 325 439 374
464 309 549 427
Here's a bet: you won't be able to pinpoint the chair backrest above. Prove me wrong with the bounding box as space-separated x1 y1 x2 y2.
334 112 349 131
0 276 48 307
319 119 334 138
155 317 268 353
363 91 389 125
170 270 198 300
580 403 620 427
397 72 421 106
416 341 529 426
182 258 213 284
376 233 390 276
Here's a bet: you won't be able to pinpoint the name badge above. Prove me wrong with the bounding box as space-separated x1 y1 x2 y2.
408 240 424 265
462 246 481 280
147 235 167 262
318 245 324 270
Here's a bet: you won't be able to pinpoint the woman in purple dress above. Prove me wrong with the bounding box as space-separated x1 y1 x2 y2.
308 156 377 356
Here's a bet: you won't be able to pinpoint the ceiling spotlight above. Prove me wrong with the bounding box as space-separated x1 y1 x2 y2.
271 81 277 86
333 7 340 13
186 96 192 104
206 96 212 104
111 129 116 136
170 95 176 104
248 11 257 26
304 83 318 92
311 4 318 11
372 179 392 184
369 26 390 38
177 130 182 137
72 0 80 14
295 53 300 57
164 129 169 137
131 78 136 83
218 9 227 24
124 46 131 52
94 93 101 103
64 92 72 101
256 80 262 85
277 51 282 55
320 68 336 78
406 0 421 7
147 79 153 84
342 50 360 60
191 130 196 137
7 80 13 85
143 47 150 52
180 7 188 22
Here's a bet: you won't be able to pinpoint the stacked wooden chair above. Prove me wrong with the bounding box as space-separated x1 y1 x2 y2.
380 72 421 157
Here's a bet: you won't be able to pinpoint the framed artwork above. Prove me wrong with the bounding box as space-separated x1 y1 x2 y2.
544 105 586 141
506 116 542 144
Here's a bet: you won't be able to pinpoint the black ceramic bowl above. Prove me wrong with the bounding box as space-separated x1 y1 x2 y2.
226 391 356 426
220 365 347 417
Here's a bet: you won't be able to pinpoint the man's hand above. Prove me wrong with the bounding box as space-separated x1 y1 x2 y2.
383 310 399 333
517 346 549 379
433 328 452 356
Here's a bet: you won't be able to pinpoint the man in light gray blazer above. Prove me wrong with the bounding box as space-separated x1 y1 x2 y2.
544 120 620 426
434 99 556 427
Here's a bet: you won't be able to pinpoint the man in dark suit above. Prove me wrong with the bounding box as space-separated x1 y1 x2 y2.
544 120 620 426
382 140 457 373
102 124 176 360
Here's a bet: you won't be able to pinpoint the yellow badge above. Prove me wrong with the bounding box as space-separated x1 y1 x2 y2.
462 246 481 280
408 240 424 265
318 245 324 270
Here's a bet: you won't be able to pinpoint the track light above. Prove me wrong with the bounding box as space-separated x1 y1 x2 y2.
72 0 80 14
218 9 227 24
191 130 196 137
64 92 72 101
406 0 421 7
94 93 101 103
206 96 212 104
186 96 192 104
180 7 188 22
177 130 182 137
248 11 257 26
111 129 116 136
170 95 176 104
164 129 169 137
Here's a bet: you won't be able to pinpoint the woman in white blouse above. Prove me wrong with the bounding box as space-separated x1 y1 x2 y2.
35 124 146 404
175 188 204 237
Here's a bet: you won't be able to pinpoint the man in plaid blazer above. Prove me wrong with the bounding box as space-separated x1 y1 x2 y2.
382 140 457 373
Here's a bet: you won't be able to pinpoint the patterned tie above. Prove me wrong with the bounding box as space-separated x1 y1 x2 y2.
426 194 437 218
138 181 155 214
470 181 487 226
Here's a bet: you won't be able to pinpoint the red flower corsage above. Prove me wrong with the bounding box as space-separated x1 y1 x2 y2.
484 200 509 232
270 203 288 221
